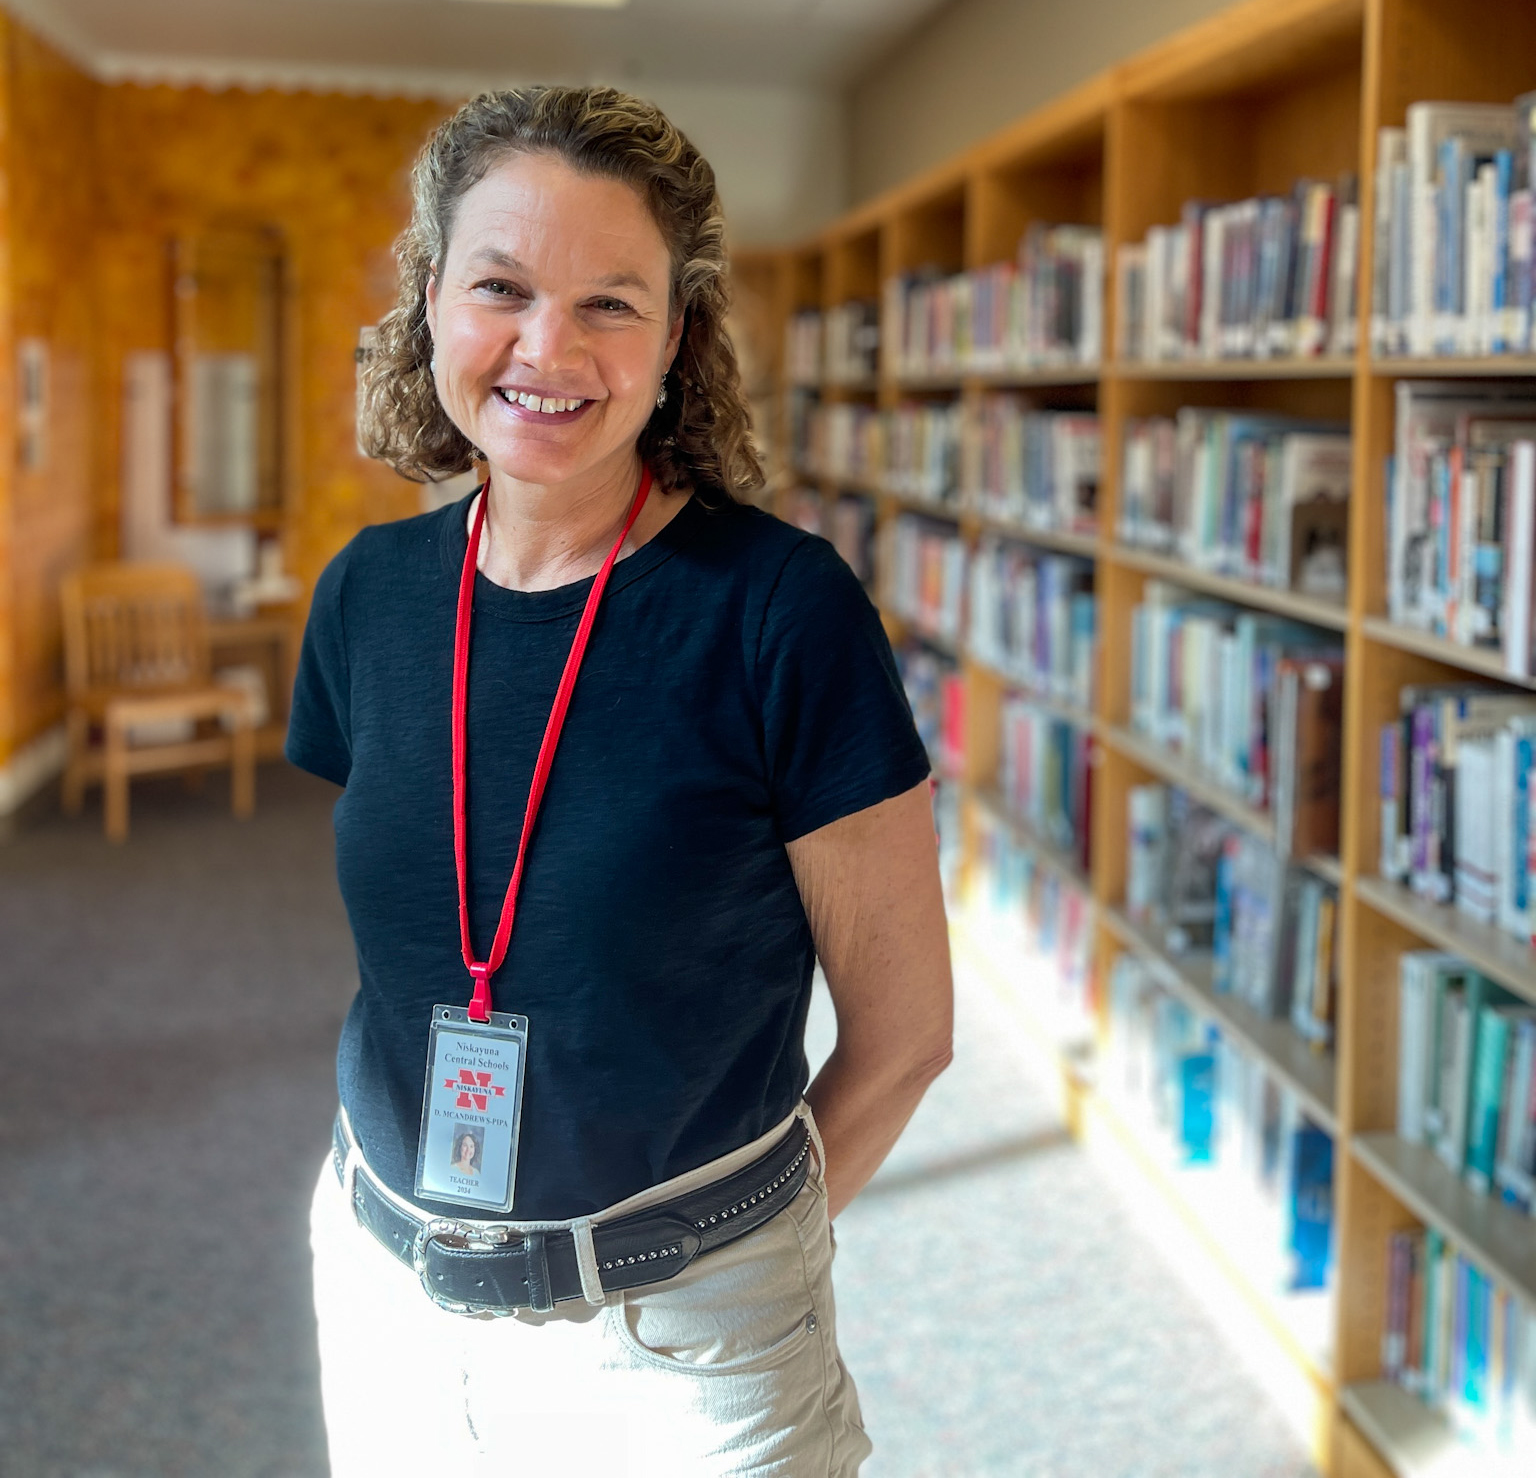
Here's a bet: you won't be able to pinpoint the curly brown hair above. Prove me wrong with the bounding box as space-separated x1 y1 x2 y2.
359 85 763 498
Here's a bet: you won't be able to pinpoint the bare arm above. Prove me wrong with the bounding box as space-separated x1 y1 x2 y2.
787 779 953 1219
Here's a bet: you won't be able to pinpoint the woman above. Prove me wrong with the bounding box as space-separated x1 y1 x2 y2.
451 1130 481 1177
289 85 951 1477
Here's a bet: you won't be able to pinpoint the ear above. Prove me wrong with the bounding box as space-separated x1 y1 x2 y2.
663 304 686 375
425 268 440 342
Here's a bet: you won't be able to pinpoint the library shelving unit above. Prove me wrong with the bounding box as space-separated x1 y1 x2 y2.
731 1 1536 1474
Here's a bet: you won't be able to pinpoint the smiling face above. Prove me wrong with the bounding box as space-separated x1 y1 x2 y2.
456 1134 477 1166
425 151 683 493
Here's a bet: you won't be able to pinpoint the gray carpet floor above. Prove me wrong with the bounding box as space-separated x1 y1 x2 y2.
0 766 1317 1477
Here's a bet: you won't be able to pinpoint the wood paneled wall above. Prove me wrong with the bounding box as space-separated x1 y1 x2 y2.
0 8 453 768
0 17 98 763
92 83 450 583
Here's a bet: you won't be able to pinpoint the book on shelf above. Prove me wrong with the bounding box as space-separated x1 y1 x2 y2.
1106 951 1337 1296
1129 581 1345 835
882 514 967 644
1115 174 1358 364
895 641 964 784
1126 784 1228 956
823 300 880 384
1119 411 1350 600
785 308 822 386
785 488 823 536
800 401 876 489
1214 829 1339 1049
1378 684 1536 939
967 538 1096 711
782 302 879 386
997 694 1093 873
1271 653 1344 859
1397 949 1536 1212
801 401 962 507
1128 779 1339 1047
883 402 963 503
1387 380 1536 671
1372 95 1536 359
828 495 876 585
1381 1227 1536 1457
882 223 1104 378
962 397 1099 535
968 805 1095 1034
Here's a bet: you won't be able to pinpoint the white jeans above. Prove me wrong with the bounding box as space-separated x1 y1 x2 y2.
310 1104 871 1476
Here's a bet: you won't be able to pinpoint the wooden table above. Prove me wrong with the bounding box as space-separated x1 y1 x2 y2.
209 607 297 762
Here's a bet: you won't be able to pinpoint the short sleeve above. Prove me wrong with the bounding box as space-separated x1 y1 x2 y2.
757 536 931 842
285 544 354 787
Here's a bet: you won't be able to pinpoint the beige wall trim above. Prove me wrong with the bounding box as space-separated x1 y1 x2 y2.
0 724 66 817
91 51 521 102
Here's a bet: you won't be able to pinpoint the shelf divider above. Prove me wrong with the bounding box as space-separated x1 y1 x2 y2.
1360 616 1536 692
1339 1381 1508 1478
1351 1133 1536 1306
1354 875 1536 1008
1110 544 1349 630
1108 357 1355 380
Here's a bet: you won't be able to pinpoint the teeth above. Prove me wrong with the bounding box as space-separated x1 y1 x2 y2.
507 390 582 414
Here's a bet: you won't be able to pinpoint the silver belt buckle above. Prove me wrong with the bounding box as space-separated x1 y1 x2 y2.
411 1216 516 1317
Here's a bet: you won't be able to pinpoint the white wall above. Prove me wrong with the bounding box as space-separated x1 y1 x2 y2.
632 81 848 246
4 0 850 249
847 0 1234 204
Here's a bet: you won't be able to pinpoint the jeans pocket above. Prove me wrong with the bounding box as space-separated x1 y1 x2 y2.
607 1193 821 1377
611 1296 818 1377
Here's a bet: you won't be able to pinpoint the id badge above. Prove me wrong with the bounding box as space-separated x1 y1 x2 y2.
414 1005 529 1213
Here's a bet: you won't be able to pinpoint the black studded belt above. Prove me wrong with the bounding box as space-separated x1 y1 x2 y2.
331 1113 813 1316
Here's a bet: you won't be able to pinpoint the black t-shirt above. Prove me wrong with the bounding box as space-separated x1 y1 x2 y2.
286 490 930 1220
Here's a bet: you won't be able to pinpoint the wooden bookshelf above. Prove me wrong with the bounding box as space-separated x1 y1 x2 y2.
1339 1381 1504 1478
1359 616 1536 693
1111 357 1356 380
1351 1134 1536 1303
1354 876 1536 1008
976 518 1100 560
969 782 1092 892
1101 902 1340 1130
734 1 1536 1471
1101 720 1278 839
1112 544 1352 629
1370 356 1536 379
967 367 1102 389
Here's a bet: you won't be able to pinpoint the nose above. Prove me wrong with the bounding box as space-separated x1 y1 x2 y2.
513 295 584 376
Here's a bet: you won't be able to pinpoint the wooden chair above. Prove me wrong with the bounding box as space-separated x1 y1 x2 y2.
60 563 256 842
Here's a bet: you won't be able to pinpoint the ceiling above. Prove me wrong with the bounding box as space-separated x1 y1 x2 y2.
17 0 951 92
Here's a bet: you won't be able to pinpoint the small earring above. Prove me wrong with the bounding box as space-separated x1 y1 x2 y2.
655 380 668 409
429 356 437 375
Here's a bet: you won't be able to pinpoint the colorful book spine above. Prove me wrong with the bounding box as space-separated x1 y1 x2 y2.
883 224 1104 377
961 398 1100 534
1105 952 1337 1299
967 538 1096 710
1116 174 1358 364
1129 583 1344 822
1376 99 1536 358
881 515 967 643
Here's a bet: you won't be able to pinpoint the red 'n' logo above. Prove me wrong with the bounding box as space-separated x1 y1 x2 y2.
442 1068 506 1113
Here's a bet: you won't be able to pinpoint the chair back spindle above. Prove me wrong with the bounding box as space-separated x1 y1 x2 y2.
63 565 211 700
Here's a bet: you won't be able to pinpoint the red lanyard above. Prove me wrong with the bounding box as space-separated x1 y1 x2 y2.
453 466 652 1022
